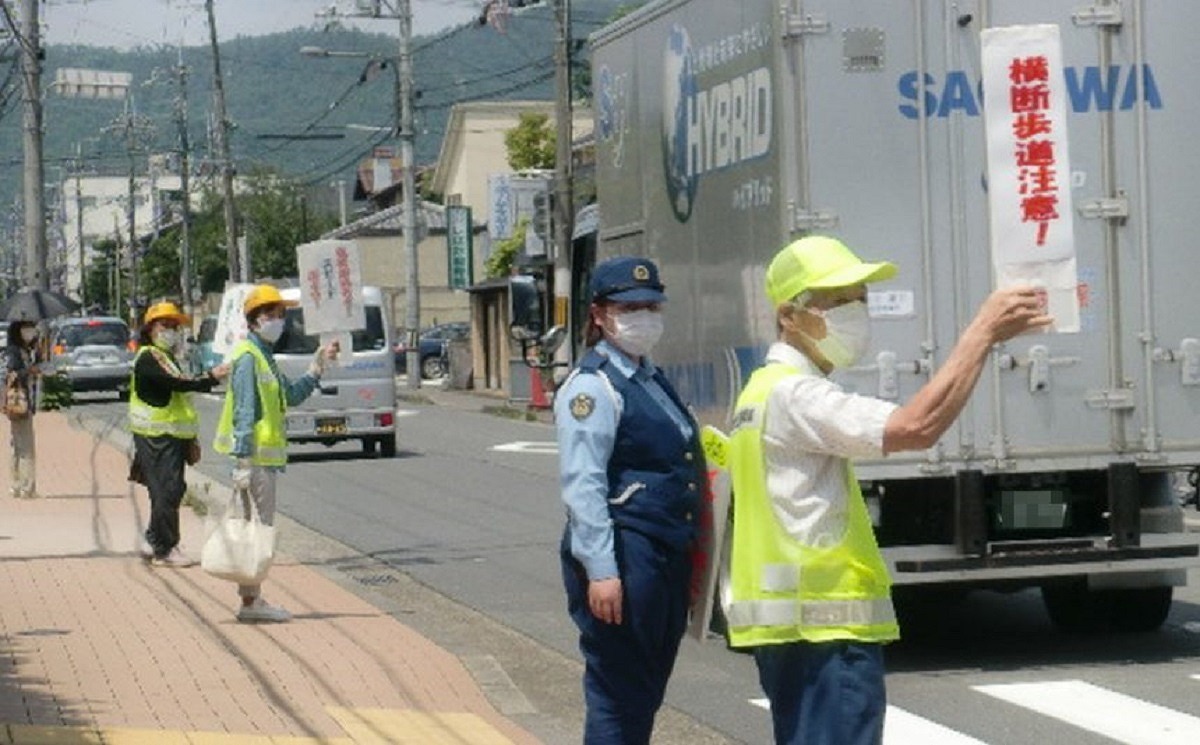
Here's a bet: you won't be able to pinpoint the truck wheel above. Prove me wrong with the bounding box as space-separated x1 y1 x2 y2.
361 438 376 455
1107 586 1173 632
379 434 397 458
1041 581 1106 633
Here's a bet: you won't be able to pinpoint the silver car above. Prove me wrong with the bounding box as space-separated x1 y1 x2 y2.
49 316 135 399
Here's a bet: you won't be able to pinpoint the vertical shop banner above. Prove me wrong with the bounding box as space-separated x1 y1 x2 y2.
447 205 474 290
213 283 255 356
982 24 1080 332
488 174 513 240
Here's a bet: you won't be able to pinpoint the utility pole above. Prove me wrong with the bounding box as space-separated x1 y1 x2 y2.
205 0 240 282
18 0 47 290
322 0 419 389
332 178 347 226
105 102 155 326
73 142 85 306
397 0 419 390
173 52 195 319
553 0 574 263
551 0 574 375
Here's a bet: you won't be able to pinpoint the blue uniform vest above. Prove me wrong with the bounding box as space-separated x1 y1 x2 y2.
578 350 705 551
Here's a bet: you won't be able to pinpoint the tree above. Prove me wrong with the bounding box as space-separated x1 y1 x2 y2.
132 168 338 304
485 219 527 280
83 239 123 315
504 112 556 171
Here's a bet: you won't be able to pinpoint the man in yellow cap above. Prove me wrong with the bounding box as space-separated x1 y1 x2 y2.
213 284 338 622
130 301 230 566
724 236 1052 745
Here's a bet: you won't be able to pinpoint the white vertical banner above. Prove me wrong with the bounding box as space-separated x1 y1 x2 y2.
488 173 513 240
212 283 255 356
296 240 365 357
982 24 1080 332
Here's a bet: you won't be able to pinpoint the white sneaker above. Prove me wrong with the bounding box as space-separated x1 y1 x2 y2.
150 547 195 567
237 598 291 623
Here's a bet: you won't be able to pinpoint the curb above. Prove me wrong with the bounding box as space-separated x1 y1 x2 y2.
62 406 732 745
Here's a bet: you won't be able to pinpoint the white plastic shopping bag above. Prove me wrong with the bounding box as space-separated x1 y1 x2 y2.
201 487 276 585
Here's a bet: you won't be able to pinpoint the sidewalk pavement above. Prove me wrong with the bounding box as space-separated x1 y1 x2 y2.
0 412 542 745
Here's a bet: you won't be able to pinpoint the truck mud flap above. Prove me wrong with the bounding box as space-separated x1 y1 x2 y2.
894 540 1198 573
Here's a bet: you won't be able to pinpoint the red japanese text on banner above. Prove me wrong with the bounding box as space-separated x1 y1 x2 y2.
982 24 1079 333
296 240 366 335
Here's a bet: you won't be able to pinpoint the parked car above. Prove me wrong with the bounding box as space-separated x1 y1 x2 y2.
393 322 469 379
48 316 135 399
186 315 222 376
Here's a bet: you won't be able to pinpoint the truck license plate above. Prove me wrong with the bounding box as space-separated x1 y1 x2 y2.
315 417 348 435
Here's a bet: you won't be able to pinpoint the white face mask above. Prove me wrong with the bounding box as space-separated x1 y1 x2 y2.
19 327 37 343
805 300 871 369
256 318 285 344
607 309 664 358
155 329 180 350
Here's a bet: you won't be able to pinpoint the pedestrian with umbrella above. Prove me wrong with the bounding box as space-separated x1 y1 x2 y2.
2 287 81 499
0 287 80 323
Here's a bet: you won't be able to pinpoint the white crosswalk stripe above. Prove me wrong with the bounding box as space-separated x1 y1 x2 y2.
752 698 989 744
884 706 989 745
751 674 1200 744
974 679 1200 745
490 441 558 454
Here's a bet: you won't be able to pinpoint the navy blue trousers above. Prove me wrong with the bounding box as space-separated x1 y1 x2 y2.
754 640 886 745
561 527 691 745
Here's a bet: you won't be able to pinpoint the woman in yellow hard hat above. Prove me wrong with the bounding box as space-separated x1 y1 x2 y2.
129 301 230 567
212 284 338 623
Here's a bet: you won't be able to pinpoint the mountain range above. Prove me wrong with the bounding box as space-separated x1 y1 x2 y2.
0 0 641 230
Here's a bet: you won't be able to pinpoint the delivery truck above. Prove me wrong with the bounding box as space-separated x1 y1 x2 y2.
581 0 1200 631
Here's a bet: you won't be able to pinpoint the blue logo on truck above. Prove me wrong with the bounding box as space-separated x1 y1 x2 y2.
663 25 699 221
898 64 1162 118
662 24 774 223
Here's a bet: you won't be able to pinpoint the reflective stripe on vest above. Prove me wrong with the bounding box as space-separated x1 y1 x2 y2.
127 346 199 439
724 362 899 647
212 340 288 466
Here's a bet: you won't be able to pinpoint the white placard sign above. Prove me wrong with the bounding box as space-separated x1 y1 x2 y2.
982 24 1080 332
212 283 255 356
296 240 366 335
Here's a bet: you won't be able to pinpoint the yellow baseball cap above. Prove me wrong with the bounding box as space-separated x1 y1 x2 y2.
765 236 897 306
243 285 298 315
142 301 190 327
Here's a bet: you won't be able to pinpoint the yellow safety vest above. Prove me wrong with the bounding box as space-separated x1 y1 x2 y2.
725 362 899 647
128 345 199 439
212 340 288 466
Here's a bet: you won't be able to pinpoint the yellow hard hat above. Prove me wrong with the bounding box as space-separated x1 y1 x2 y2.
243 285 298 315
765 236 898 306
142 301 190 327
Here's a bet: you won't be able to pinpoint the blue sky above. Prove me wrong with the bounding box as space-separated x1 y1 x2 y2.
42 0 481 49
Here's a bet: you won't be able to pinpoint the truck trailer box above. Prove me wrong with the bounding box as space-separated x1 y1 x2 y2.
589 0 1199 631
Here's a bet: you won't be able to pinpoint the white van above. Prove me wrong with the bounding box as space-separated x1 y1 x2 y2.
272 285 398 457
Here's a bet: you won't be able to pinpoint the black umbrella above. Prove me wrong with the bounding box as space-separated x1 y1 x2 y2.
0 288 81 322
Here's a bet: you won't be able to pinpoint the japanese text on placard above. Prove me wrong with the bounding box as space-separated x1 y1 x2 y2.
1008 55 1059 247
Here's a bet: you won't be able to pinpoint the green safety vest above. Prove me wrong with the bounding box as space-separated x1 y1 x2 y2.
725 362 899 647
128 345 199 439
212 340 288 467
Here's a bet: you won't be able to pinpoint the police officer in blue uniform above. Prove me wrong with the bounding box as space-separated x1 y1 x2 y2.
555 256 707 744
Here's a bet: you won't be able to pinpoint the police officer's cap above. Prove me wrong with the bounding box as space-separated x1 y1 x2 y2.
588 257 667 304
